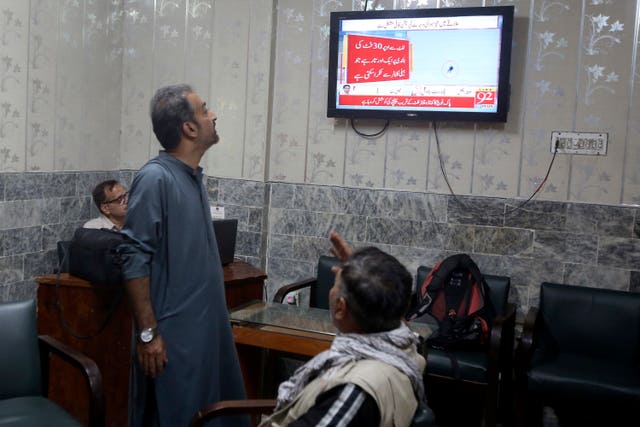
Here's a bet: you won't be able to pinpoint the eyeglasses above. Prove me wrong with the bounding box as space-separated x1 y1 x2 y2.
103 192 128 206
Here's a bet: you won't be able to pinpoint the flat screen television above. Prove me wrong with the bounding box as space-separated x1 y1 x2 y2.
327 6 514 122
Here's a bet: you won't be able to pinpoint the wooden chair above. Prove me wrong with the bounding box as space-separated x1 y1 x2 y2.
514 282 640 427
412 266 515 427
189 399 276 427
273 255 339 308
0 299 104 427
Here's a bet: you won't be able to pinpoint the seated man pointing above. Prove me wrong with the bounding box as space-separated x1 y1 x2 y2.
260 235 426 427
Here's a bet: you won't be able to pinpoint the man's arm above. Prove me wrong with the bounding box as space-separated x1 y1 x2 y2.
329 230 353 262
125 276 167 377
288 384 380 427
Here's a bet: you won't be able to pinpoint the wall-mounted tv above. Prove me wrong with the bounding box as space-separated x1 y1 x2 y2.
327 6 514 122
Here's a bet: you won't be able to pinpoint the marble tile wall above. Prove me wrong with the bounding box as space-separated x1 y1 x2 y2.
265 182 640 319
2 170 638 321
0 171 266 302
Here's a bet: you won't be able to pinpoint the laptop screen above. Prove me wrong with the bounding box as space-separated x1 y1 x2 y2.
213 219 238 266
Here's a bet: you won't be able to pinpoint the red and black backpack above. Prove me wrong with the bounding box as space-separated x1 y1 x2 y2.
407 254 495 351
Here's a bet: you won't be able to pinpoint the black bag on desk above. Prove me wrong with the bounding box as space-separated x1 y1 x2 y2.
68 228 130 285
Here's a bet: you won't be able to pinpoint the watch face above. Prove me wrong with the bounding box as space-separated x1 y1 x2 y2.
140 328 154 343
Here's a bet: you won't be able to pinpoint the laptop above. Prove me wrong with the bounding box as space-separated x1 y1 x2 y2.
213 219 238 266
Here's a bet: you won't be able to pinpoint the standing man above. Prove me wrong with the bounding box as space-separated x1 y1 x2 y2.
120 84 247 426
83 180 128 230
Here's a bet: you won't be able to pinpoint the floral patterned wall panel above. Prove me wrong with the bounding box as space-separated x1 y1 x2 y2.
570 0 635 204
120 0 272 178
203 0 272 179
0 0 27 172
623 8 640 205
1 0 122 172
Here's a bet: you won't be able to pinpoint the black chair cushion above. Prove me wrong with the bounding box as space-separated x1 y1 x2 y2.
0 396 82 426
0 300 42 399
538 282 640 364
311 256 339 309
527 353 640 401
426 349 488 383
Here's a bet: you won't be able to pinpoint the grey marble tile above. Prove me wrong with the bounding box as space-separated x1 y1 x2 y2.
247 208 263 233
270 183 296 209
633 209 640 238
292 184 344 213
0 174 5 200
375 191 448 222
4 173 44 200
43 173 77 198
598 236 640 269
206 176 219 202
42 198 61 225
511 284 531 321
384 246 444 282
265 257 315 299
236 231 262 258
291 236 333 262
0 201 25 229
269 209 313 236
533 230 597 264
508 257 565 292
504 200 567 231
268 234 294 259
219 179 265 207
60 197 92 222
447 196 506 226
365 217 417 246
474 226 534 256
42 222 83 251
2 227 43 256
0 281 38 303
342 187 378 216
76 172 115 197
566 203 634 237
563 263 629 291
118 170 136 189
413 222 474 252
24 250 57 279
223 205 249 229
19 200 46 228
630 271 640 293
0 255 24 285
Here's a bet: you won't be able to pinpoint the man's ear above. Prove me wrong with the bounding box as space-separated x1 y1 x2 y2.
99 204 109 216
333 296 348 321
183 121 197 138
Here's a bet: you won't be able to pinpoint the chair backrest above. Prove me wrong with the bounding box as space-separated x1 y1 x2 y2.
0 299 42 399
416 265 511 315
310 256 340 309
538 282 640 364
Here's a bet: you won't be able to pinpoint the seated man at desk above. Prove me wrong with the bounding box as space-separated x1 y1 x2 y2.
260 241 427 427
83 179 128 231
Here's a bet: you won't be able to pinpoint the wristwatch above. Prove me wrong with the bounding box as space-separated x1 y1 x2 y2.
138 327 158 344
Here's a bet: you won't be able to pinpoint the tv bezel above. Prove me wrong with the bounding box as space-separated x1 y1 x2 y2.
326 6 514 123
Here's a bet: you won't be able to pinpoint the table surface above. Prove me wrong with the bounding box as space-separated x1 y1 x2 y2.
229 301 433 338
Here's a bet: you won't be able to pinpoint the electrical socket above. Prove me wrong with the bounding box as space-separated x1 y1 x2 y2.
550 131 608 155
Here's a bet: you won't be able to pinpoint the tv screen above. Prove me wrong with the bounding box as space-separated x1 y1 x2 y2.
327 6 514 122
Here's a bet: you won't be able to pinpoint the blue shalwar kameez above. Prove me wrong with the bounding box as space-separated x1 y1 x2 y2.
120 152 247 427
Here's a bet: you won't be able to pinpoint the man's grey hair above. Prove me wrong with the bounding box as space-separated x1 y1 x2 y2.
150 84 195 150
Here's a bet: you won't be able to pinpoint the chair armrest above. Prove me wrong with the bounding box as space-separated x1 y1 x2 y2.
487 303 516 381
514 307 539 380
189 399 277 427
273 278 316 303
38 335 105 427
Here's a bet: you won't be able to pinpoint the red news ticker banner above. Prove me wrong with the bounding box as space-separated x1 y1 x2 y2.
346 34 411 84
339 95 476 109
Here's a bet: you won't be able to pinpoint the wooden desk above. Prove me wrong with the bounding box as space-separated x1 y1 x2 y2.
229 301 432 399
35 260 266 427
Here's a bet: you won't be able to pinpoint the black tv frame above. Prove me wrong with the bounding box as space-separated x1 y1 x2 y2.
327 6 514 123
